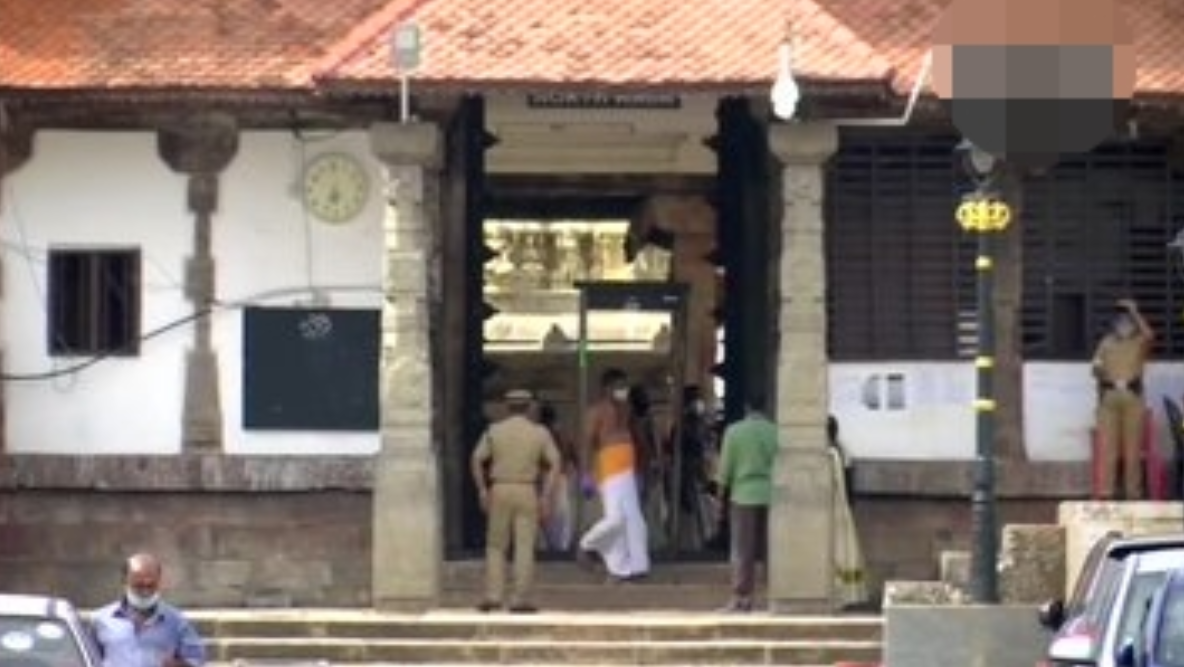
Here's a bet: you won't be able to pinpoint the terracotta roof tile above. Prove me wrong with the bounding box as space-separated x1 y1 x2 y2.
319 0 1184 97
814 0 1184 96
0 0 387 90
1 0 1182 97
316 0 896 89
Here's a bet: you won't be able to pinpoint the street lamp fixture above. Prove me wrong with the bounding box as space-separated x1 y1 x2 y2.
954 138 1011 604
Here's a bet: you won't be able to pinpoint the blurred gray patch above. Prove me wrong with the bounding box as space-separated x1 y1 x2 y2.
945 98 1128 169
952 45 1117 100
944 43 1129 168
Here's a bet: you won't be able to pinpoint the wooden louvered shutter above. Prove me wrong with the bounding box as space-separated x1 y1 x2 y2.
825 129 974 360
1022 140 1184 359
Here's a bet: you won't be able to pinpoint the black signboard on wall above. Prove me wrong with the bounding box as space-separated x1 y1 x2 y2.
242 307 380 431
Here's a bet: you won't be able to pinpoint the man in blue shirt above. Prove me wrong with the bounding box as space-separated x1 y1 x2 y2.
90 553 206 667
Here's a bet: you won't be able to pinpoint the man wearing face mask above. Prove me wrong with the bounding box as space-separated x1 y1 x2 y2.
90 552 206 667
577 367 650 582
1092 298 1155 500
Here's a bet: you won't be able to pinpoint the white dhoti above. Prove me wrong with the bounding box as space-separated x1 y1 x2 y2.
580 470 650 578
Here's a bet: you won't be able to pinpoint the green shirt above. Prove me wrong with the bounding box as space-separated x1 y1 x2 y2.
717 413 779 506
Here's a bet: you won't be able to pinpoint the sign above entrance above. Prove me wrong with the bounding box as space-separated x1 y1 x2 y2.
526 92 681 110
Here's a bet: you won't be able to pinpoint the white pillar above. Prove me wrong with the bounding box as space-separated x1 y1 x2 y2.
767 122 839 613
369 122 443 610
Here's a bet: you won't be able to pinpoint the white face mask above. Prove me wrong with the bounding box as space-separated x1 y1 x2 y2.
125 589 160 611
611 388 629 402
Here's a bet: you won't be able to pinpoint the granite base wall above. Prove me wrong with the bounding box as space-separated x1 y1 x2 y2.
0 490 371 608
851 497 1059 601
0 456 1084 608
0 489 1060 608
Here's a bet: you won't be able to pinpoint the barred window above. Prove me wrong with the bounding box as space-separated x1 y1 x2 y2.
1022 140 1184 359
825 129 974 360
47 248 141 356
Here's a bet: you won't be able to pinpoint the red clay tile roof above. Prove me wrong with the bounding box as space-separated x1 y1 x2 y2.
1 0 1182 98
812 0 1184 97
0 0 386 91
314 0 895 92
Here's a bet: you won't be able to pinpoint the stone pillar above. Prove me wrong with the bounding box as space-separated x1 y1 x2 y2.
0 118 33 455
767 122 839 613
158 113 239 450
369 122 443 610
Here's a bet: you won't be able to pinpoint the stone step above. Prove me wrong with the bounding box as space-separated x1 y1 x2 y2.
441 560 735 586
204 637 882 665
437 560 763 610
209 663 849 667
193 610 881 642
192 610 882 666
439 584 752 611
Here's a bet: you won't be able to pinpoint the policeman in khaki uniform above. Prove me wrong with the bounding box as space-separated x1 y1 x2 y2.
1092 299 1155 500
470 389 561 613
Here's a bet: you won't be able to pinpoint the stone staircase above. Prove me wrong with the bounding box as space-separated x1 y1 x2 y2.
194 609 882 666
438 561 750 611
193 562 881 666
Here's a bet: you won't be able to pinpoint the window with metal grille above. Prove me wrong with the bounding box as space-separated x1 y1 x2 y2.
47 248 141 356
1022 140 1184 359
825 129 976 360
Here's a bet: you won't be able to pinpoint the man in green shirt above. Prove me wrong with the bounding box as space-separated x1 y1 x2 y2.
716 391 779 612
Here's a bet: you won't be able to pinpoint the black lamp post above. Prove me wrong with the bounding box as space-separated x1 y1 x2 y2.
955 139 1011 604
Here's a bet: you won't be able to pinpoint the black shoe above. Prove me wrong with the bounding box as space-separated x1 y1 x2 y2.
508 603 539 614
476 600 501 613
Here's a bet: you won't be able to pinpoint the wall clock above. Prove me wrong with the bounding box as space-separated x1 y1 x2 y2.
302 152 371 224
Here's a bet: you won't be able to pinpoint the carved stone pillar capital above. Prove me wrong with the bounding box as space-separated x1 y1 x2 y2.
157 112 240 176
369 122 443 171
768 122 839 166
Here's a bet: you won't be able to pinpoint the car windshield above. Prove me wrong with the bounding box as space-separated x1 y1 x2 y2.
1105 570 1170 659
0 616 88 667
1156 586 1184 667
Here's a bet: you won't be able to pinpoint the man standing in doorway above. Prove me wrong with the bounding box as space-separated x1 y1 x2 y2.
1092 298 1155 500
578 368 650 582
471 389 561 613
716 390 779 612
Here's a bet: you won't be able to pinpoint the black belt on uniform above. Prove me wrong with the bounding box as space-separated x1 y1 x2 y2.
1099 378 1143 394
493 479 535 485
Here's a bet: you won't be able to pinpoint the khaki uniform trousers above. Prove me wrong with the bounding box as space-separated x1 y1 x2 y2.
1097 388 1145 499
485 482 540 606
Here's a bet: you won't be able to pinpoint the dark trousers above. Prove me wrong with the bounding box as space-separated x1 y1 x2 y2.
730 503 768 600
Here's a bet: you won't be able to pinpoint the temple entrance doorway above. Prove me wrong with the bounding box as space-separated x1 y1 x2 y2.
477 216 727 562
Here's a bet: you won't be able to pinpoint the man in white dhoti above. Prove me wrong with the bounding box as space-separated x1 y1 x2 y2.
577 368 650 582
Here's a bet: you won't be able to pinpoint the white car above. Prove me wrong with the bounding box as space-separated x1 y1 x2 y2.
0 593 101 667
1045 547 1184 667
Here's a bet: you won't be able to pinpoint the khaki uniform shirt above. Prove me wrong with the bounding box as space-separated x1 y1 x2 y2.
472 415 561 484
1093 333 1150 383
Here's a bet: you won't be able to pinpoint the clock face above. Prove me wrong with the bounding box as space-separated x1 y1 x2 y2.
303 152 370 224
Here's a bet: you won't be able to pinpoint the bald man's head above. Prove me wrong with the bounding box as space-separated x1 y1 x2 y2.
123 552 162 579
121 552 163 609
